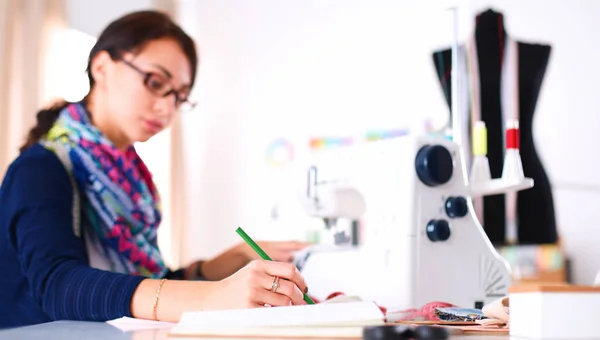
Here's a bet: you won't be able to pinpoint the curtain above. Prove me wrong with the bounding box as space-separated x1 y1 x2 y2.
0 0 67 180
150 0 187 269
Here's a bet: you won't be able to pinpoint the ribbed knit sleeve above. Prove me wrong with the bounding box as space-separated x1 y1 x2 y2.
4 146 146 321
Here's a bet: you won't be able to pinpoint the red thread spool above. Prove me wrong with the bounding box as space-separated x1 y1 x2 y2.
506 120 519 150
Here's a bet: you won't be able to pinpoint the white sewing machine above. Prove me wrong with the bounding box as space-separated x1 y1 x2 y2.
295 133 533 311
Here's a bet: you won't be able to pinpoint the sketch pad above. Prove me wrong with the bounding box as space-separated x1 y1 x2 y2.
169 301 385 338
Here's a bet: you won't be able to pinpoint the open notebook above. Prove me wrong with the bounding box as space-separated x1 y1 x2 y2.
169 300 385 338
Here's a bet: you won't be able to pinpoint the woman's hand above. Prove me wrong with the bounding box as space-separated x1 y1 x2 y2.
190 240 311 281
131 260 310 322
201 260 309 310
237 240 311 263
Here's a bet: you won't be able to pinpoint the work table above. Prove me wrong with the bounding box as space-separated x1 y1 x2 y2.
0 321 516 340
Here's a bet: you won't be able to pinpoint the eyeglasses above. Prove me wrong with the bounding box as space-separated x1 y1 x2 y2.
120 58 197 112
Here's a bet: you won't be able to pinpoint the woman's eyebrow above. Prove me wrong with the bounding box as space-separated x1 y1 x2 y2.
149 63 191 88
151 63 172 79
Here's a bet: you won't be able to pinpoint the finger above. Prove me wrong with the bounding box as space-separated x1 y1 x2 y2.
260 261 308 294
261 274 305 306
273 241 311 251
253 287 292 307
270 250 296 262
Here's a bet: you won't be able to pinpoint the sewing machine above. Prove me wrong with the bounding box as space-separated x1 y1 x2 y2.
295 133 532 311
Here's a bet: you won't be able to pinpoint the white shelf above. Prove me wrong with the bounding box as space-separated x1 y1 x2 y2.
470 177 534 197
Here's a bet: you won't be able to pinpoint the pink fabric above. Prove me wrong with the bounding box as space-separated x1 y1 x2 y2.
395 301 456 321
312 291 455 319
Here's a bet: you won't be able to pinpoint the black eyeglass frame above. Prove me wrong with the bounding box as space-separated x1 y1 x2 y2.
120 58 197 111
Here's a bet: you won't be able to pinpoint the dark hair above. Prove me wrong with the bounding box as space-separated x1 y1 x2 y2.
20 10 198 153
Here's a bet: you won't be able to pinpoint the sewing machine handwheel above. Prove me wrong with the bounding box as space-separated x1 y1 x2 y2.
415 145 453 187
362 325 448 340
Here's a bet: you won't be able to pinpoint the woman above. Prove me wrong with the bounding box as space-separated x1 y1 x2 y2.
0 10 310 329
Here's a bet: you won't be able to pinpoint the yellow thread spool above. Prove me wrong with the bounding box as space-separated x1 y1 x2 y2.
473 121 487 156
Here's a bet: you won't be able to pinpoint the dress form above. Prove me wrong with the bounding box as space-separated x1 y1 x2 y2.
432 9 557 245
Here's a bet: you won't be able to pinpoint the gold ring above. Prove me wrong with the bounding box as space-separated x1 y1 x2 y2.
270 276 280 293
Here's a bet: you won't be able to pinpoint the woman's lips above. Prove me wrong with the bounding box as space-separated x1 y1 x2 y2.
142 118 164 134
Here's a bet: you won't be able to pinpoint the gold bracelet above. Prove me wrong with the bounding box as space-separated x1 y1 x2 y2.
152 278 167 321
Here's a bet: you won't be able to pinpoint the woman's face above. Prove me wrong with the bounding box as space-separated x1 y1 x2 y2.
93 37 193 146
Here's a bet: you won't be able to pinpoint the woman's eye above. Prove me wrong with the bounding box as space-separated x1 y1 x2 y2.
147 76 166 91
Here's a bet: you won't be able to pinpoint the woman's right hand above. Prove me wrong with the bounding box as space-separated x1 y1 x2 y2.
201 259 309 310
131 260 309 322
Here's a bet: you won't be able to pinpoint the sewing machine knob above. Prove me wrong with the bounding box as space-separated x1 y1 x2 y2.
445 196 468 218
426 219 451 242
415 145 453 186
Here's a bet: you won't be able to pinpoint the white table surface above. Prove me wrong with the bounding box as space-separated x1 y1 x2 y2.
0 321 517 340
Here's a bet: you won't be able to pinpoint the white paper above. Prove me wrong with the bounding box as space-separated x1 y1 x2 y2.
170 300 385 337
106 316 175 331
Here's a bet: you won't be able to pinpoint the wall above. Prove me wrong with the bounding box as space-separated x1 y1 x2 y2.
65 0 155 37
176 0 600 285
175 0 449 262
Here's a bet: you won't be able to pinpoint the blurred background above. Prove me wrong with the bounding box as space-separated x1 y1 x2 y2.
1 0 598 285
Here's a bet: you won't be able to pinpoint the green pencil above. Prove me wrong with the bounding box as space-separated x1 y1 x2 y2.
236 226 315 304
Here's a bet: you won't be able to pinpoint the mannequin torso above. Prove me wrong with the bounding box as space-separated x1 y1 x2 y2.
432 9 557 245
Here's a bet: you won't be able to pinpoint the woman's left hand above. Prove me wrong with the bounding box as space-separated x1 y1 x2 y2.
194 240 312 281
238 240 311 263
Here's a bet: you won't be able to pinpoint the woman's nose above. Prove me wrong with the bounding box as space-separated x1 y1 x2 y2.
154 94 177 118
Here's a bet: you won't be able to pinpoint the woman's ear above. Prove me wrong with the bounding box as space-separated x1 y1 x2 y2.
89 51 113 89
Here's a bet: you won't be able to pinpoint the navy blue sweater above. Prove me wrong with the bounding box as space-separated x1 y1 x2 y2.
0 144 150 329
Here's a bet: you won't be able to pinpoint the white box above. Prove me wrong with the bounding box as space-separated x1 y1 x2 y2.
510 285 600 339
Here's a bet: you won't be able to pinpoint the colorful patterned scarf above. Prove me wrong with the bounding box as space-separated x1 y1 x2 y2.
42 102 167 278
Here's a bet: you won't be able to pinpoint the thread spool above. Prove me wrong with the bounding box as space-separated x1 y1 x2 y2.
472 121 487 157
469 121 492 184
506 120 520 150
501 119 524 180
